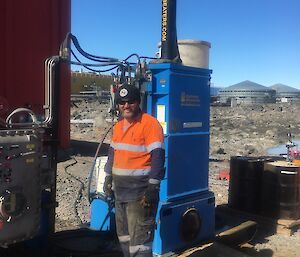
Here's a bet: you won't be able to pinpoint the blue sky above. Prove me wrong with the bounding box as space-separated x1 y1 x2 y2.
72 0 300 89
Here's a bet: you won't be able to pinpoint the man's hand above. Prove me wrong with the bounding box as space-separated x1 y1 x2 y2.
103 175 113 199
141 183 159 208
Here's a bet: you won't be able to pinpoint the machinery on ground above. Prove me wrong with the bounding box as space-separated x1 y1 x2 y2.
0 56 61 249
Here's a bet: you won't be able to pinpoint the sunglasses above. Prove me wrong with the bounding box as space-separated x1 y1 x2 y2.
118 100 137 106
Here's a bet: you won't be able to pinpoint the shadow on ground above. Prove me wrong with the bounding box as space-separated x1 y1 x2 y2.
57 140 110 162
214 205 275 257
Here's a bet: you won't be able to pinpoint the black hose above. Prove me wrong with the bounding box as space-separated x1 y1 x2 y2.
70 61 119 73
140 56 159 60
70 33 119 62
63 156 85 225
71 50 121 73
61 33 145 79
70 50 137 73
124 53 140 63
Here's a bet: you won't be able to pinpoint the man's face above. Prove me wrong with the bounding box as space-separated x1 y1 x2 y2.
118 100 140 120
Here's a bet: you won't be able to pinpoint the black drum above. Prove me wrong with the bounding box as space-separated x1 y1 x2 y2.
229 156 266 214
261 161 300 220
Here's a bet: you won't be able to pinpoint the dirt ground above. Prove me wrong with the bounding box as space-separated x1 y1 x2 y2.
55 100 300 257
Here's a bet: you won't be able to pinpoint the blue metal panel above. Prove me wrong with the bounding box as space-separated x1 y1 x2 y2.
90 198 115 231
168 134 209 197
147 63 211 201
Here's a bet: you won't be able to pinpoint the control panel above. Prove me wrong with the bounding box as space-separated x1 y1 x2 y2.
0 129 43 247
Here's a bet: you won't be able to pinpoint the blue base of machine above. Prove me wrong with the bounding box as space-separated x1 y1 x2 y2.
90 191 215 256
153 191 215 256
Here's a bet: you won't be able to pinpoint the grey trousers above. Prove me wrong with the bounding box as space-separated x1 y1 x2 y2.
115 200 157 257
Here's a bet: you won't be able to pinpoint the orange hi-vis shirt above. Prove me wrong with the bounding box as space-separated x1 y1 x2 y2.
105 112 165 202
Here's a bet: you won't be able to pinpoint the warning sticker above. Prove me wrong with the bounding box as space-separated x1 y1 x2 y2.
157 105 167 134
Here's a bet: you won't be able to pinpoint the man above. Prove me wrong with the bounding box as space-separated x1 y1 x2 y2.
103 84 165 257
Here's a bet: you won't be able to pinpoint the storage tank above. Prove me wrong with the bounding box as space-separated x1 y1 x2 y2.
229 156 265 214
261 161 300 220
0 0 71 148
228 156 285 214
158 40 211 68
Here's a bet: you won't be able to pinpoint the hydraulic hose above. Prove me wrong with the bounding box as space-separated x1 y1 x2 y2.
61 33 119 63
69 33 119 62
70 50 121 73
61 33 143 76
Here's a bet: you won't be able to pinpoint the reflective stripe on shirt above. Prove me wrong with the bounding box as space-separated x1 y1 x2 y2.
111 141 164 153
146 141 165 152
112 167 151 176
111 142 147 152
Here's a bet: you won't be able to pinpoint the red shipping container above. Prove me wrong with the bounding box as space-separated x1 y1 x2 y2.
0 0 71 148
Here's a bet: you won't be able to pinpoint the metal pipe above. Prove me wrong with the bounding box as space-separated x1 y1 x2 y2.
47 55 61 234
44 56 60 125
216 221 257 246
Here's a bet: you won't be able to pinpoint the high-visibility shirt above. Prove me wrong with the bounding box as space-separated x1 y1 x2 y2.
105 112 165 202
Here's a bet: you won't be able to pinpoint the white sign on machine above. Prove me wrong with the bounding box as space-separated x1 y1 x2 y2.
94 156 108 193
157 105 167 134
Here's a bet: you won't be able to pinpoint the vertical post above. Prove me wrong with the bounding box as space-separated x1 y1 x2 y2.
160 0 181 62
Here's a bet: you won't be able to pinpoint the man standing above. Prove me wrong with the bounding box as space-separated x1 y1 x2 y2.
104 84 165 257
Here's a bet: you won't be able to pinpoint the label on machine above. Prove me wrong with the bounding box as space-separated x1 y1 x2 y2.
95 156 108 193
157 105 167 134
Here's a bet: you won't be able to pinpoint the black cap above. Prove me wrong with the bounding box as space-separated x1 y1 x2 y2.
115 84 141 104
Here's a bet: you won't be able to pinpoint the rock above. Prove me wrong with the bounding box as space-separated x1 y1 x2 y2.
266 130 276 138
94 114 106 128
245 145 257 155
216 148 226 154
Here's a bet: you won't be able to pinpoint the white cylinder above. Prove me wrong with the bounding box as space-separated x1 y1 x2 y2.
95 156 108 193
158 39 211 68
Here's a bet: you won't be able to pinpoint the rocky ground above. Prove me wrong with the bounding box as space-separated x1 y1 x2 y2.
55 100 300 257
